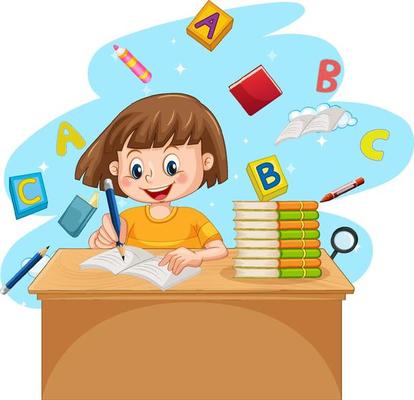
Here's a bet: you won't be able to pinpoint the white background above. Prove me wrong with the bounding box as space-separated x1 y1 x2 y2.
0 1 413 399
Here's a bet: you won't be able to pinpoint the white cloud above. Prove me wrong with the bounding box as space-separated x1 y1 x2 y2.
337 111 358 128
288 103 358 130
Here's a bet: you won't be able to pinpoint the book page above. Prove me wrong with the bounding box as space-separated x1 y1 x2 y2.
122 258 201 291
122 256 167 288
302 114 330 133
303 108 345 133
80 246 154 275
275 115 314 144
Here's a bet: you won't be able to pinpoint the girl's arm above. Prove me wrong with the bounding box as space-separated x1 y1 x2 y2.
196 239 228 261
159 240 228 275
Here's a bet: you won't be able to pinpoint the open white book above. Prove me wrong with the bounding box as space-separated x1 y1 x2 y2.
81 246 201 291
275 107 345 144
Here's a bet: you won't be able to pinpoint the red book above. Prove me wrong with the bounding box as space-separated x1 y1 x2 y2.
229 65 283 116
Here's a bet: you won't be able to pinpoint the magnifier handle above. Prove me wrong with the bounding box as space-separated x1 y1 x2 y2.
330 250 338 259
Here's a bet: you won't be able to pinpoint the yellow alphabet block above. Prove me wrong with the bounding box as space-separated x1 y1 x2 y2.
186 1 233 51
246 155 288 201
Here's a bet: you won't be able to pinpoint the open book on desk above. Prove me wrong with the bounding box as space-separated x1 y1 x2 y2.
80 246 201 291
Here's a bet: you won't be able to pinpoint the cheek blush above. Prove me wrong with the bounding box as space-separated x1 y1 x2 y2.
121 177 132 187
176 172 187 184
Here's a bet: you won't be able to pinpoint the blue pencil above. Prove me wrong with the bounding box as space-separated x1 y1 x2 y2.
1 246 49 295
104 179 125 260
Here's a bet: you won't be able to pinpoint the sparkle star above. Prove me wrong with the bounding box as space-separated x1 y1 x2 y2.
287 163 296 174
39 162 49 172
268 50 277 61
243 138 249 144
142 86 151 96
111 51 118 60
209 202 215 207
234 174 239 180
171 37 176 45
175 64 187 75
317 136 327 147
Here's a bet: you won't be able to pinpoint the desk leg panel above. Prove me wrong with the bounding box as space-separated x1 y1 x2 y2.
42 299 342 400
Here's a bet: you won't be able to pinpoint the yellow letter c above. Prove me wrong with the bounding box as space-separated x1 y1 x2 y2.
360 129 390 161
18 178 41 205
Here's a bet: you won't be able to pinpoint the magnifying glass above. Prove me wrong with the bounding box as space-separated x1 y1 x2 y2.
330 226 359 259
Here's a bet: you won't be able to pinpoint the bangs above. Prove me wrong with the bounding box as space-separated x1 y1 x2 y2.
104 97 205 153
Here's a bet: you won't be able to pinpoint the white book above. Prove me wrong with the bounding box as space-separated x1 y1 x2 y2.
234 210 279 220
235 239 280 248
235 229 279 239
236 248 281 258
234 268 281 278
234 220 280 229
81 246 201 291
275 107 345 144
233 201 280 210
233 258 281 268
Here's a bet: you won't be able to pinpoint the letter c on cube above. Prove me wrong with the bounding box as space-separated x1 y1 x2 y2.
18 178 41 205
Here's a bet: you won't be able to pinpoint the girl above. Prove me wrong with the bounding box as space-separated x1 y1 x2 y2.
75 93 228 275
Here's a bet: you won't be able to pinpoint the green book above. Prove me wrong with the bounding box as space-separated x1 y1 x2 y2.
278 211 319 221
234 267 322 278
279 230 320 240
235 248 321 259
281 249 321 259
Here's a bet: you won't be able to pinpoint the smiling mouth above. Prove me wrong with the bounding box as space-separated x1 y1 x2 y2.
144 184 173 201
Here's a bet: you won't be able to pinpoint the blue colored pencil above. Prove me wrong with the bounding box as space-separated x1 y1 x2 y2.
1 246 49 295
104 179 125 260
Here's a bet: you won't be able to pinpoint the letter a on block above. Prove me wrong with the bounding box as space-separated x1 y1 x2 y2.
316 59 342 93
194 12 220 39
186 1 233 51
56 121 86 156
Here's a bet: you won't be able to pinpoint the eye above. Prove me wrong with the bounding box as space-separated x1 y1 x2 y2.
163 154 180 176
130 158 143 179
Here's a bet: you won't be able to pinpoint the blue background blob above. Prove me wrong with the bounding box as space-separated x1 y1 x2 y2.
2 2 413 308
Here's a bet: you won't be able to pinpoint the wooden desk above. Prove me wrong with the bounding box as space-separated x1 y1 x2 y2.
29 249 354 400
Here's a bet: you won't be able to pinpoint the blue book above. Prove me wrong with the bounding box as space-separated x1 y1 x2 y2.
58 193 98 237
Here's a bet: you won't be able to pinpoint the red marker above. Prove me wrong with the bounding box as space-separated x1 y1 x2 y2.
320 177 365 202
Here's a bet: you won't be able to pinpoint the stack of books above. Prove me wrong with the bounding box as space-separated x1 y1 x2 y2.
233 201 322 278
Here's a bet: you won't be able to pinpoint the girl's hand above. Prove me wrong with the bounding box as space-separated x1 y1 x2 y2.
89 214 127 249
159 247 203 275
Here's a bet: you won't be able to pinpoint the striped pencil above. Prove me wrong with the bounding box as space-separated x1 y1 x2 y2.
113 44 152 84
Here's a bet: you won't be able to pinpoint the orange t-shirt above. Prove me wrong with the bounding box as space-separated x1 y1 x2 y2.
120 206 222 249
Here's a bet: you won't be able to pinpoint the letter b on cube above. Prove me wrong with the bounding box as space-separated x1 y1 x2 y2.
246 155 288 201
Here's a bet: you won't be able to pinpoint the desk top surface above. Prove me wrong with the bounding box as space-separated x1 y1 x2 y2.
28 248 354 299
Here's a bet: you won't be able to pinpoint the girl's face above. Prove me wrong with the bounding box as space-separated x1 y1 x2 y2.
109 137 214 203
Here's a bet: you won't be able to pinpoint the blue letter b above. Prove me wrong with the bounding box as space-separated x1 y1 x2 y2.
256 162 280 190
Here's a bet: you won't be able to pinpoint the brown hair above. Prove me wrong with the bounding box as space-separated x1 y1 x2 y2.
75 93 228 197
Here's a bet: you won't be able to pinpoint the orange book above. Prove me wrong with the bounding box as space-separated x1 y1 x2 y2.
279 258 322 268
276 201 318 211
280 239 320 249
279 220 319 230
